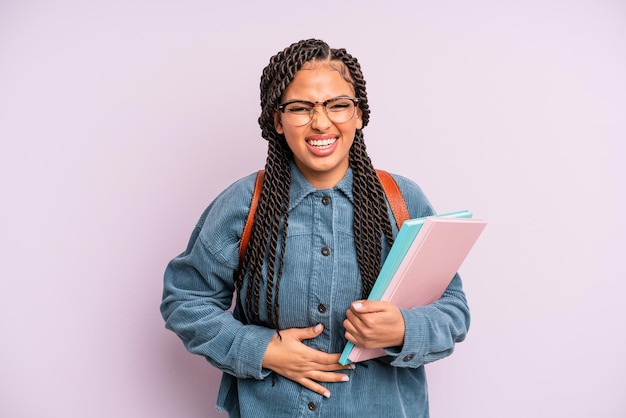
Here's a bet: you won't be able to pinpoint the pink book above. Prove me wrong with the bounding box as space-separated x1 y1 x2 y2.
344 217 487 364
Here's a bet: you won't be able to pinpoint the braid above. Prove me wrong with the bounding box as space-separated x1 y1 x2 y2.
262 138 291 330
237 39 393 329
237 137 291 328
350 131 395 297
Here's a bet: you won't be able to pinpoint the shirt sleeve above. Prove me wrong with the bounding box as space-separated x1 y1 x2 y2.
385 273 470 368
160 175 276 380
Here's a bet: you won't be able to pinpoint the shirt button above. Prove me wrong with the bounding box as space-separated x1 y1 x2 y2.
322 196 331 205
308 401 317 411
403 354 415 362
321 247 331 256
317 303 327 313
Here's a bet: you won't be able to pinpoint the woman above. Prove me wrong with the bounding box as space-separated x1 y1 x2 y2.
161 38 470 417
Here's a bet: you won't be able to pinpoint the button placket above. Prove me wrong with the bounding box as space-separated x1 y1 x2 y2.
309 190 335 355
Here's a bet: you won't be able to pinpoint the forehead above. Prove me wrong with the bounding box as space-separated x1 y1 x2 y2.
282 64 355 101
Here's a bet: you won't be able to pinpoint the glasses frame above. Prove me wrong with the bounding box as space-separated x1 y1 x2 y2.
277 97 360 127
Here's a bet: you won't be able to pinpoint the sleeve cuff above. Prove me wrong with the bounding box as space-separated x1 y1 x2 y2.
234 325 276 379
385 307 427 367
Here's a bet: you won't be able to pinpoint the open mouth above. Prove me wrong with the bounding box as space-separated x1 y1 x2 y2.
307 137 337 149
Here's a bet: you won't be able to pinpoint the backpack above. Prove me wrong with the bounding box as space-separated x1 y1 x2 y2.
237 169 409 272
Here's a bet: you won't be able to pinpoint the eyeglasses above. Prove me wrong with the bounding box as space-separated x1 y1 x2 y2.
277 97 360 127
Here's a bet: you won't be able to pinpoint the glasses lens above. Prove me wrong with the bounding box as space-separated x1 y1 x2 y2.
325 98 356 124
282 102 315 126
281 98 357 126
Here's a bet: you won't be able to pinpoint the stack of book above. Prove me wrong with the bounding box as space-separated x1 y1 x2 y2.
339 210 487 365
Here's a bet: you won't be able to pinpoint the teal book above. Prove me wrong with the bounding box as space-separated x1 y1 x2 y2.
338 210 483 365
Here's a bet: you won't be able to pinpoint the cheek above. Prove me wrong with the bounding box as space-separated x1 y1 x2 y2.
281 126 303 147
343 122 360 140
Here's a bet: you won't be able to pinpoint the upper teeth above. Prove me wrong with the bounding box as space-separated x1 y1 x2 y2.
309 138 336 147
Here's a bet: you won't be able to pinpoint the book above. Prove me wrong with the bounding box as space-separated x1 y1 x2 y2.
338 212 486 365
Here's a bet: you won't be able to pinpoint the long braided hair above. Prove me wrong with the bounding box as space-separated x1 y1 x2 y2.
235 39 395 330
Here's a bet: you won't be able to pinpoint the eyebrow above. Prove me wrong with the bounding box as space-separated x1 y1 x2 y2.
280 95 353 104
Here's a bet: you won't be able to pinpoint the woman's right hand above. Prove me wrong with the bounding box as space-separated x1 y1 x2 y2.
261 323 354 398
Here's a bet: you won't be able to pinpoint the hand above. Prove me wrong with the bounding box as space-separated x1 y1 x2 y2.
261 324 354 398
343 300 405 349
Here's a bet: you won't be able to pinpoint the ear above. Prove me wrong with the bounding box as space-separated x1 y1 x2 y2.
355 107 363 130
273 110 284 134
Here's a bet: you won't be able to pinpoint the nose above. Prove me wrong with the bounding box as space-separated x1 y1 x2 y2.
310 105 331 131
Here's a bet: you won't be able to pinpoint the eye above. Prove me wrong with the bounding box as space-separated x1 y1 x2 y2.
288 107 312 114
327 99 353 112
285 102 314 114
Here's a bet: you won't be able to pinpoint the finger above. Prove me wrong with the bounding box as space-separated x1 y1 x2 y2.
344 329 358 345
304 352 355 371
298 378 332 399
350 301 366 313
344 308 365 329
351 300 386 314
343 317 358 336
314 356 356 371
343 320 365 346
308 370 352 384
297 323 324 341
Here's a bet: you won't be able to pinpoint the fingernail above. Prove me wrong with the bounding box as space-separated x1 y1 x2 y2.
323 390 331 398
314 323 323 332
341 376 350 382
352 302 363 309
348 363 356 369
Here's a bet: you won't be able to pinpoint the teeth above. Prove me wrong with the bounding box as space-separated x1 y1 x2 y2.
308 138 336 147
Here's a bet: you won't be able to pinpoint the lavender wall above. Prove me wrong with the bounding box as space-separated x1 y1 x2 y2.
1 1 624 417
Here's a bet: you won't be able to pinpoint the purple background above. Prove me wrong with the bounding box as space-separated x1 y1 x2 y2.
1 1 624 417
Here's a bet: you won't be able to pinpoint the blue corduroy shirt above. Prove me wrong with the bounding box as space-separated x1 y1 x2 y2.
161 163 470 417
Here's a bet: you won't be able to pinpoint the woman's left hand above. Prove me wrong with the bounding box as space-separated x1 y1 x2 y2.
343 300 405 349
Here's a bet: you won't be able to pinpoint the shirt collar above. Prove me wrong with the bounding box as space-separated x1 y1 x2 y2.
289 162 355 211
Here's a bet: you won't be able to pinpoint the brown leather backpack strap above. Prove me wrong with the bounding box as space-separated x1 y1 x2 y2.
238 170 264 271
376 169 410 229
